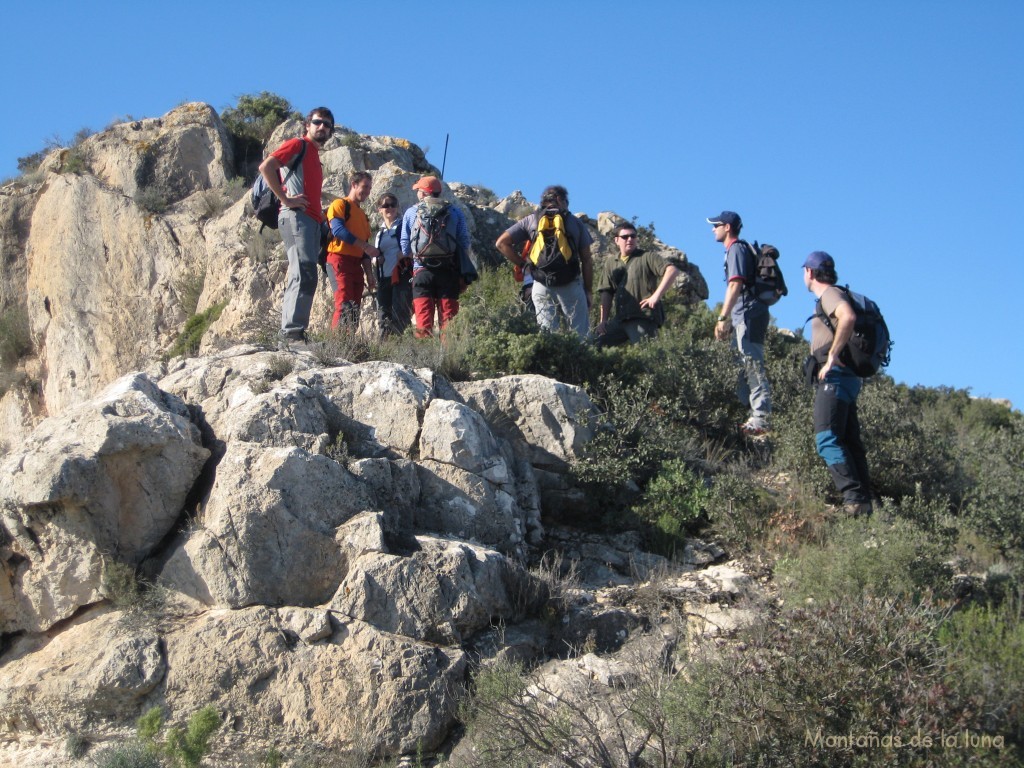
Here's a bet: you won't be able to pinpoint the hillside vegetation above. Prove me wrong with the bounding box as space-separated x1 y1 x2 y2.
314 266 1024 767
2 94 1021 767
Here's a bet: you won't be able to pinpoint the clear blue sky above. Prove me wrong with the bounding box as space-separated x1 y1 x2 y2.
3 1 1021 407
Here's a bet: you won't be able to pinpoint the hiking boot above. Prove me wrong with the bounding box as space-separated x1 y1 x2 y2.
740 421 770 437
277 332 308 351
843 501 873 518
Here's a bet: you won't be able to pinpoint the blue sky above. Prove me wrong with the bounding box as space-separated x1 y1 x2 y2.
3 1 1022 407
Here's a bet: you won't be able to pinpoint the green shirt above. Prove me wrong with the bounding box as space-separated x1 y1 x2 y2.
597 249 682 326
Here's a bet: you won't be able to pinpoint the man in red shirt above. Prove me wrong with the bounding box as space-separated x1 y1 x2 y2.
258 107 334 346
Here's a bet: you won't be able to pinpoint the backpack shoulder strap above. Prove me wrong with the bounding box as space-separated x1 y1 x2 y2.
280 139 307 185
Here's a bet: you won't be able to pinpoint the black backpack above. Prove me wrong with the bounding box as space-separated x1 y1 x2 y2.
527 208 580 286
815 286 893 377
739 240 787 305
250 140 306 230
410 198 459 262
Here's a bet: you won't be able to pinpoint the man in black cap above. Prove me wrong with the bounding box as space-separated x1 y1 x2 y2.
803 250 873 517
709 211 772 435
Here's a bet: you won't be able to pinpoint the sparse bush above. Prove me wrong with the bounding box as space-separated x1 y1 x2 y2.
134 185 171 214
635 458 710 556
244 226 281 264
166 300 227 359
92 740 162 768
665 596 1017 768
775 515 955 605
194 177 248 219
175 267 206 317
341 132 364 150
102 559 166 620
65 731 89 759
939 596 1024 745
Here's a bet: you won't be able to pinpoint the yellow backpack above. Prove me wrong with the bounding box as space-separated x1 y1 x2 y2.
527 209 580 286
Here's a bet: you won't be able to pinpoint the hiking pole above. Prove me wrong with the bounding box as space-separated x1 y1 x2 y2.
440 133 449 180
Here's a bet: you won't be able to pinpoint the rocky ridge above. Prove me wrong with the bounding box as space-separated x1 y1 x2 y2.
0 103 750 766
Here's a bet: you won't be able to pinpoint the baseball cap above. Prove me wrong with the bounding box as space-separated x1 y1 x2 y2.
412 176 442 194
706 211 742 229
802 251 835 270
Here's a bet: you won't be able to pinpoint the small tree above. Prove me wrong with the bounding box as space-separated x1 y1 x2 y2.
221 92 298 177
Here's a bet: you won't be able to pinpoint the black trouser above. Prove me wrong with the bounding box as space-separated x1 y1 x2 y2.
814 368 872 504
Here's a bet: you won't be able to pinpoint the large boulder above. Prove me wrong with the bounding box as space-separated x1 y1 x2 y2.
155 442 374 608
0 608 165 736
0 373 208 634
160 606 466 756
84 102 233 202
332 534 531 644
24 174 202 414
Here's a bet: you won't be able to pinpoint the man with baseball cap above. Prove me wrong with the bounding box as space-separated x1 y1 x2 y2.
709 210 772 436
803 250 873 517
400 176 475 337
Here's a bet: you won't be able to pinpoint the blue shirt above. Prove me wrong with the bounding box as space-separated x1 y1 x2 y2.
374 220 403 276
400 198 471 269
724 240 767 322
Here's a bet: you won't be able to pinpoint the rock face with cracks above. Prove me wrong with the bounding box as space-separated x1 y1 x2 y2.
0 101 726 766
1 348 647 764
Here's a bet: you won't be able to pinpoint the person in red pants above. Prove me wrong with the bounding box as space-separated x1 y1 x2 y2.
398 176 475 338
325 171 378 331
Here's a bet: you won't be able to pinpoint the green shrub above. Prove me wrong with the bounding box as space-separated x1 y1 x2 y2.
939 597 1024 745
635 458 710 556
166 300 227 359
134 185 171 214
221 92 298 176
704 466 781 549
174 267 206 318
65 732 89 759
137 705 220 768
776 515 955 605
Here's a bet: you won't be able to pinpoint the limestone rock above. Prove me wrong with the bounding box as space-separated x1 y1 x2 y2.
0 373 209 633
455 374 597 471
161 606 466 755
0 608 165 735
332 535 529 644
155 442 374 608
84 102 233 202
25 174 203 414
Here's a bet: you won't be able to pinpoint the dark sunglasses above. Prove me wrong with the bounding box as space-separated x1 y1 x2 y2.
379 202 396 209
618 233 638 239
310 118 333 129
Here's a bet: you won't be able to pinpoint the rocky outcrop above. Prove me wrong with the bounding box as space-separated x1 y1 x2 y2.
0 101 726 766
0 344 762 765
0 101 707 450
0 373 208 634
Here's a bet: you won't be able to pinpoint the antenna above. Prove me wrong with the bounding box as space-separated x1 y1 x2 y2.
440 133 450 179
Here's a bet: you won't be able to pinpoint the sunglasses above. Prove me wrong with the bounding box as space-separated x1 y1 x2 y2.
310 118 334 129
618 233 638 240
380 203 396 209
712 223 727 229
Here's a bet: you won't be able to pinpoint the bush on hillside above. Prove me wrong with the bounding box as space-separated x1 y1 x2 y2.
221 92 300 178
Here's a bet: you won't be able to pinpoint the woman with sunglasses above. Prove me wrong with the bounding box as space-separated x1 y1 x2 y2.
373 194 413 335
